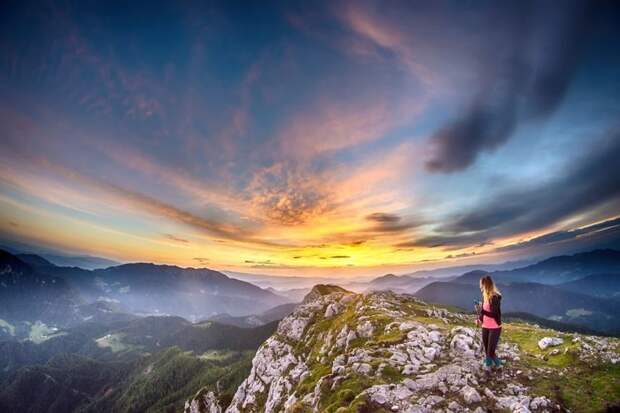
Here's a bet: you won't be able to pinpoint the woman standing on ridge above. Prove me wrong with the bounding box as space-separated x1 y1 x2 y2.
475 275 503 368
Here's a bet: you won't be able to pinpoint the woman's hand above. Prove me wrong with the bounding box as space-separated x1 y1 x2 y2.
475 319 481 326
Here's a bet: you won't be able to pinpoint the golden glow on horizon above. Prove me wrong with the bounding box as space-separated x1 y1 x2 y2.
5 183 610 277
1 144 618 278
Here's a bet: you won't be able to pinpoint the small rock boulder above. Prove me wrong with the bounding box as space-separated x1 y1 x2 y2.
538 337 564 350
461 385 482 404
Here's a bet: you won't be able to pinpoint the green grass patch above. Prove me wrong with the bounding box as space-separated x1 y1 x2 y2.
380 364 404 382
95 333 136 353
28 321 66 343
295 295 365 358
502 323 580 368
297 363 331 395
374 329 406 346
530 363 620 413
287 401 315 413
321 375 376 412
198 350 236 361
332 394 392 413
312 285 351 296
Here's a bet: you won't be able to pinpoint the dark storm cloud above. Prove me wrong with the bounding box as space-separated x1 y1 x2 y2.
364 212 424 235
426 1 594 173
366 212 401 223
348 240 365 246
421 128 620 246
396 233 488 249
163 233 190 244
445 252 478 259
244 259 273 265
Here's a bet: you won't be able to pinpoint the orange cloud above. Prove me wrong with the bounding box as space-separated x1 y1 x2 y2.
245 161 332 225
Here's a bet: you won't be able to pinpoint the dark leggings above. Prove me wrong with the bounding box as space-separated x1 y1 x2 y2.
482 327 502 359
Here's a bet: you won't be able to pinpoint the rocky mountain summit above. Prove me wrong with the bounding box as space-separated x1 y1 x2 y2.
185 285 620 413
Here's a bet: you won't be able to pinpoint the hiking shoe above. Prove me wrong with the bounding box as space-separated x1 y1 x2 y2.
484 357 493 367
493 357 503 367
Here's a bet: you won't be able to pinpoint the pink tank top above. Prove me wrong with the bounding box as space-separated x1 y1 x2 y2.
482 300 501 329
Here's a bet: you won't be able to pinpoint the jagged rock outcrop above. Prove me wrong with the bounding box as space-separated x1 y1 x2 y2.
185 390 222 413
185 285 620 413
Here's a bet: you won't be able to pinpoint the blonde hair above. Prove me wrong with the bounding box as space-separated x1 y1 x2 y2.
480 275 500 303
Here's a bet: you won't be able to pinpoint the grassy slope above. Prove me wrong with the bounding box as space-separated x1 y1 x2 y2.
502 322 620 412
276 294 620 413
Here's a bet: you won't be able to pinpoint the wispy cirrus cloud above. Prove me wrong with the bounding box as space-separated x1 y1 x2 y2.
275 90 423 162
494 216 620 253
0 154 271 247
97 140 250 216
338 2 437 87
278 99 392 158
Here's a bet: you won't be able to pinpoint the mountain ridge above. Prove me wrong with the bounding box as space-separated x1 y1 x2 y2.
0 249 291 324
184 286 620 413
453 249 620 285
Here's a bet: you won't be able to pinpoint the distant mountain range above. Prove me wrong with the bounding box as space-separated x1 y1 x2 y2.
453 249 620 285
556 273 620 299
400 258 537 278
363 273 457 294
39 253 120 270
0 249 291 327
327 258 536 295
225 258 534 296
225 270 347 290
414 249 620 334
206 302 298 328
0 250 84 327
0 240 121 269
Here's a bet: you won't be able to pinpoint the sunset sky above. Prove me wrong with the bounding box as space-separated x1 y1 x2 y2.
1 0 620 276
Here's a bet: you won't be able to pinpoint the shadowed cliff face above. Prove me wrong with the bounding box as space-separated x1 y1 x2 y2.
185 286 620 413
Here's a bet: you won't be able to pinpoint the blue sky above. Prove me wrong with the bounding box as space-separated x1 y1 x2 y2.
1 0 619 276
